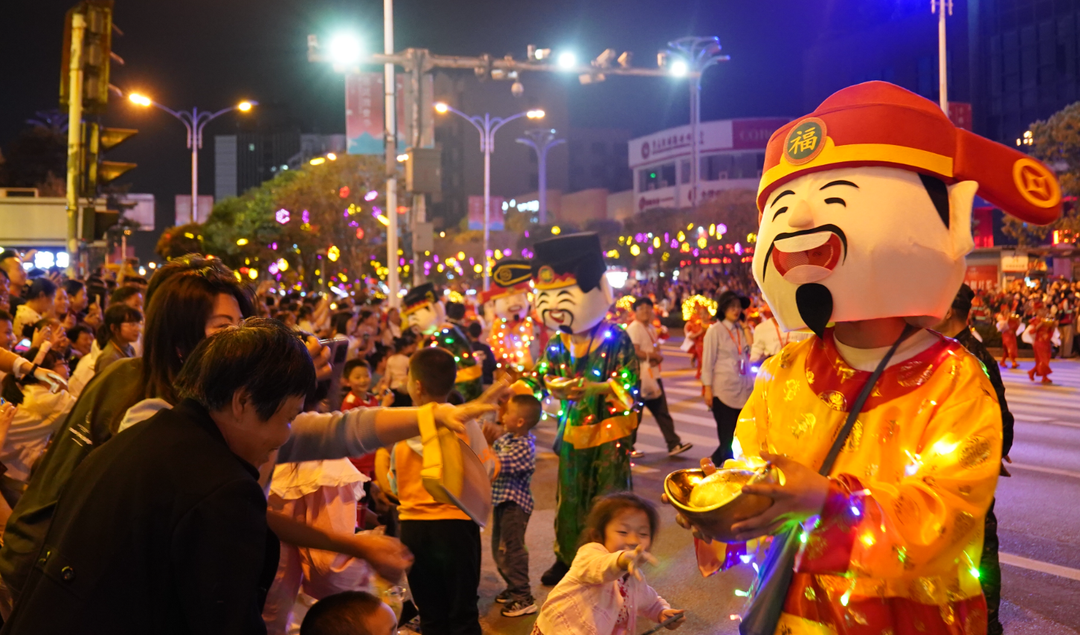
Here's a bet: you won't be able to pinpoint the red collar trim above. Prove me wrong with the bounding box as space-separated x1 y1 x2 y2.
799 328 962 412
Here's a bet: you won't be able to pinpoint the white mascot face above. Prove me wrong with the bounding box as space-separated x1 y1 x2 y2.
753 166 979 334
490 292 530 321
406 303 439 335
534 277 614 335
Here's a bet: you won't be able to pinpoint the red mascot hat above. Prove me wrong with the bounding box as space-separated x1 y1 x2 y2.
757 81 1062 225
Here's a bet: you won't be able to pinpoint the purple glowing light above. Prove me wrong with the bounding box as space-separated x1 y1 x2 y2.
275 209 291 224
364 190 378 202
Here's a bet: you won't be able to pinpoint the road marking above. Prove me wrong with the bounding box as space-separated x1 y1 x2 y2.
1000 552 1080 582
1009 463 1080 479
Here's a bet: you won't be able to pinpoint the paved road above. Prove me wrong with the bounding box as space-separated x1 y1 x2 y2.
474 336 1080 634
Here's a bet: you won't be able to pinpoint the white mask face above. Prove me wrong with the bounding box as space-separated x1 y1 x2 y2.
406 304 438 335
490 292 530 321
753 166 978 334
533 277 614 334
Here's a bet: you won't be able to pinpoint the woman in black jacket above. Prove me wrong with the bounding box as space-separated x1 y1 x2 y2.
2 319 316 635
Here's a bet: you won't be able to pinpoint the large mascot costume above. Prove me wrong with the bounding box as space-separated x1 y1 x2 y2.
481 259 537 372
403 282 483 401
680 82 1061 635
513 232 641 584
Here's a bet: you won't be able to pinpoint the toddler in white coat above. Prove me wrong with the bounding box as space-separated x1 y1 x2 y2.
534 492 685 635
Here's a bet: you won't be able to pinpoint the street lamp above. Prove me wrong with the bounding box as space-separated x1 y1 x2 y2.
664 36 728 210
516 128 565 225
434 102 545 290
128 93 257 222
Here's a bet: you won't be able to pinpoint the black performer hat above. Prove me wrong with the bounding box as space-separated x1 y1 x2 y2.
530 232 607 293
403 282 437 315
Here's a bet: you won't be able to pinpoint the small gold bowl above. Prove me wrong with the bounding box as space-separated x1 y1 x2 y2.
663 468 776 543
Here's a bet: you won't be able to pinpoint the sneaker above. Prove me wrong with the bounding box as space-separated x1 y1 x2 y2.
667 442 694 457
629 449 645 459
501 600 539 617
540 560 570 586
494 590 513 604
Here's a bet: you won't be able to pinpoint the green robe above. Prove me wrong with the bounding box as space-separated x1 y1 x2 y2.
521 321 641 565
426 323 483 402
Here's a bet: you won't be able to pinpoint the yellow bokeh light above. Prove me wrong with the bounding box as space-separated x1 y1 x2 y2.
236 238 249 246
652 237 660 248
328 245 340 262
277 258 289 271
248 268 259 280
551 226 561 235
473 264 483 273
697 237 708 249
629 244 641 256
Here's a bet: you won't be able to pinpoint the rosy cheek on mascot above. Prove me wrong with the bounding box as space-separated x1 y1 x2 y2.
512 232 642 583
671 82 1061 635
481 259 537 373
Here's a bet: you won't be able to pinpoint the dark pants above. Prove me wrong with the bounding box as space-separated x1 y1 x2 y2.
492 501 532 602
981 499 1003 635
400 519 482 635
710 397 741 466
637 380 682 450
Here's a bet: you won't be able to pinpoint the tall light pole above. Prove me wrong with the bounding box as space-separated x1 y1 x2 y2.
932 0 953 114
665 37 728 210
382 0 401 307
128 93 256 223
516 128 565 225
434 102 545 290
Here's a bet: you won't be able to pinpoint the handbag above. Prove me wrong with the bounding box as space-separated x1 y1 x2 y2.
739 325 914 635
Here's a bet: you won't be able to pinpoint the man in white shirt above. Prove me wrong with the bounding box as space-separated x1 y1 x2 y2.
750 304 810 364
624 297 692 458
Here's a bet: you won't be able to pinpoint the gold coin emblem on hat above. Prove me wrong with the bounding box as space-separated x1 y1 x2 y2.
784 117 828 166
1012 157 1061 209
538 266 555 284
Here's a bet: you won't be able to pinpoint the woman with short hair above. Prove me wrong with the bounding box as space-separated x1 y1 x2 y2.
700 290 755 467
2 320 318 634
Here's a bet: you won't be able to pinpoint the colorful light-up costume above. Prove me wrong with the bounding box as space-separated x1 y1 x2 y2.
514 233 641 569
403 283 483 401
481 259 537 373
685 81 1062 635
710 332 1001 635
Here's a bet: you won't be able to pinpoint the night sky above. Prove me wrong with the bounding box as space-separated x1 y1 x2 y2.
3 0 830 229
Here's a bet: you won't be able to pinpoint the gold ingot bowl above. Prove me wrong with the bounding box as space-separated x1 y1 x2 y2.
663 467 777 543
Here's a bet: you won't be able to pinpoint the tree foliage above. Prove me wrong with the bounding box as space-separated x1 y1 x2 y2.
1003 101 1080 246
198 155 395 284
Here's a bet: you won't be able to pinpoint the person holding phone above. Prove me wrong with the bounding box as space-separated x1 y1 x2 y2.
700 291 754 467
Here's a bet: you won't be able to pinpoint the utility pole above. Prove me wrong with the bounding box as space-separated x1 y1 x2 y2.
383 0 399 307
65 12 86 260
932 0 953 114
516 128 565 225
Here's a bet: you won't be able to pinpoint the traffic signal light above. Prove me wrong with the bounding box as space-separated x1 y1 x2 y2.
61 0 118 115
81 122 136 198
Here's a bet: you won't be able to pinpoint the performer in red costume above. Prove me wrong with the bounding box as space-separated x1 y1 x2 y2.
1027 309 1056 383
666 81 1062 635
996 311 1021 369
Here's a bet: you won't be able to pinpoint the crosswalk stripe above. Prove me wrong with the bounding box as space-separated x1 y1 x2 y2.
1009 462 1080 480
999 552 1080 582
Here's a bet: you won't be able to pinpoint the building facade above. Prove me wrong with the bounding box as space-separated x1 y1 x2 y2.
213 133 346 201
628 118 788 213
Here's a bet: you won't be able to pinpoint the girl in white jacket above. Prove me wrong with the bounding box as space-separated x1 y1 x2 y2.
534 492 685 635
